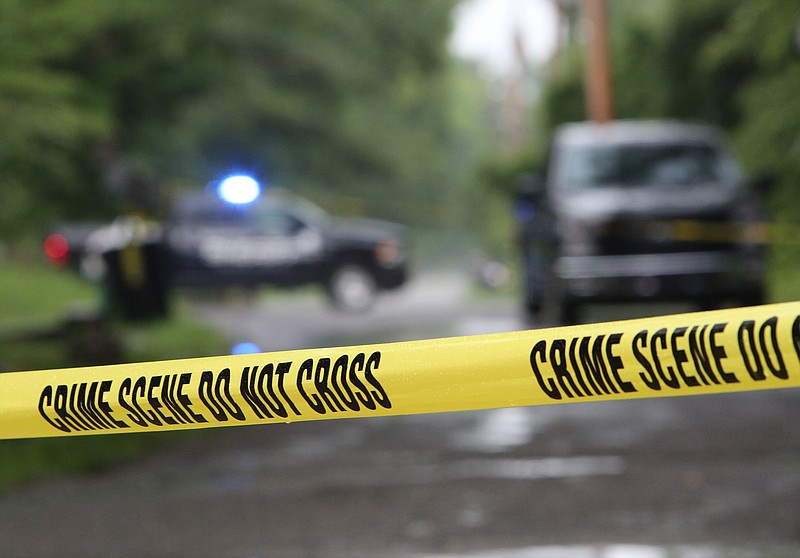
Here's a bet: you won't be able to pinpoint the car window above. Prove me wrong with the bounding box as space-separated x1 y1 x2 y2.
173 202 303 235
556 142 741 190
248 207 302 235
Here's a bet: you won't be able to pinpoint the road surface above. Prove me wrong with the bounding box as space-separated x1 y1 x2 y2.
1 273 799 558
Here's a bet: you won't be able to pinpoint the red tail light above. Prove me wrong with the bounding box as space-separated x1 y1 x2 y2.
44 234 70 267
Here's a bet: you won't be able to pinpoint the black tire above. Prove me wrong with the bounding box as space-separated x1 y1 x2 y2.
326 264 378 313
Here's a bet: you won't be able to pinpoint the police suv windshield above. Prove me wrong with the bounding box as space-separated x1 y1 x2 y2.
172 191 330 230
557 141 741 190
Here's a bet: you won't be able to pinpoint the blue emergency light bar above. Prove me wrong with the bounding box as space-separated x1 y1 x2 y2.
217 174 261 205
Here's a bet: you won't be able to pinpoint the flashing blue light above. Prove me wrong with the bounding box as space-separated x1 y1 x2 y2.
218 175 261 205
231 342 261 355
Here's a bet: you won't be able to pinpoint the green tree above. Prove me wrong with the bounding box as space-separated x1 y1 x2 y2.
0 0 113 235
0 0 460 237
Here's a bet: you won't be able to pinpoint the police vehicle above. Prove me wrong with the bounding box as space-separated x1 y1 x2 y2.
47 176 409 313
516 120 767 324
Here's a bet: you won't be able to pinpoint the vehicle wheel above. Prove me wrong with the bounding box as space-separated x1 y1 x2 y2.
326 264 377 313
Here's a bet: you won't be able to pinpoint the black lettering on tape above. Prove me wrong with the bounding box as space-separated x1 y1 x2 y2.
133 376 161 426
567 338 591 396
178 372 207 423
348 353 377 410
671 327 699 387
295 352 389 414
739 317 787 381
634 325 731 391
147 376 174 425
607 332 635 393
28 306 800 441
711 323 737 384
530 340 560 400
651 328 679 389
331 355 360 412
365 352 391 409
216 369 245 421
199 371 226 421
160 374 190 424
314 358 346 413
241 364 281 419
54 384 83 431
739 320 765 380
551 339 579 398
118 378 147 427
240 362 299 420
633 330 659 390
199 368 246 422
38 386 70 433
759 317 787 380
688 325 719 385
274 362 301 416
531 335 633 399
68 383 94 430
39 381 127 433
297 358 325 413
98 380 127 428
74 383 104 430
582 335 618 395
792 315 800 366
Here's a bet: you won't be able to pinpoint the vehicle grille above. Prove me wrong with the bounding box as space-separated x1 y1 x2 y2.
597 213 739 255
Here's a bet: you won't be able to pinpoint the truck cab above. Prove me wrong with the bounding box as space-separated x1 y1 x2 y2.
517 120 767 324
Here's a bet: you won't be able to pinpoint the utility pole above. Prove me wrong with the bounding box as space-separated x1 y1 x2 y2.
583 0 614 123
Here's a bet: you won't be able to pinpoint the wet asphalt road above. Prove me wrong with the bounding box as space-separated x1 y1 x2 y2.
1 273 800 558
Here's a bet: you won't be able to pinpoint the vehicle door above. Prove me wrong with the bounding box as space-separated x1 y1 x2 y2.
191 203 323 285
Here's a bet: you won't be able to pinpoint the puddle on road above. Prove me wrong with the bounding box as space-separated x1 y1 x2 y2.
455 316 525 337
450 408 551 453
447 456 625 481
202 454 626 497
408 544 797 558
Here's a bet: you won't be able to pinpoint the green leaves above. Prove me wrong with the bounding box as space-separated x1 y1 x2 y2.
0 0 459 237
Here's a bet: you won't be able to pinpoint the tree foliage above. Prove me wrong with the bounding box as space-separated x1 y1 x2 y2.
540 0 800 170
0 0 459 237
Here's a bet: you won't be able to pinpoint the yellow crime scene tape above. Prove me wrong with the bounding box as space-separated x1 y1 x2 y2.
3 302 800 440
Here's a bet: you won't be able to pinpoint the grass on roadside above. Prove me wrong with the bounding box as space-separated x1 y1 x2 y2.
0 259 228 490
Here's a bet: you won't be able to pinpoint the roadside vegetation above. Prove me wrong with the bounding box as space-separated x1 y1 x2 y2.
0 257 228 489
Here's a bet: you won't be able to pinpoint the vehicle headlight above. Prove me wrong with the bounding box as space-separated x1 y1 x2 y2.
375 239 404 266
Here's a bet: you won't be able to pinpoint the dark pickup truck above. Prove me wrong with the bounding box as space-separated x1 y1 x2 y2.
516 120 767 324
47 188 409 313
